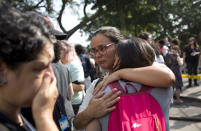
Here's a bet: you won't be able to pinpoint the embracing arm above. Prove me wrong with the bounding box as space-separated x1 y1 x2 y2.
116 64 175 88
94 64 175 94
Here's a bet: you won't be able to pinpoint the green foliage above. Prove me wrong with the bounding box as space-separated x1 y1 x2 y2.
81 0 201 49
1 0 201 49
0 0 54 14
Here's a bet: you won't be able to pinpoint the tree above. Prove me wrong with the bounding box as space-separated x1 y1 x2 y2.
1 0 109 39
1 0 54 13
1 0 201 48
82 0 201 48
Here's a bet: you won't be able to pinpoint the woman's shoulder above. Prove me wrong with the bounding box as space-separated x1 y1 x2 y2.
85 78 100 93
104 80 141 94
67 60 84 72
67 60 81 67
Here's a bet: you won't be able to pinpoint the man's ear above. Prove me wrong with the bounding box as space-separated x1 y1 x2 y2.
0 63 8 86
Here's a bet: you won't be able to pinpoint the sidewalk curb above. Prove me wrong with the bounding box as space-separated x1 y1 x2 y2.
170 116 201 122
170 96 201 122
180 96 201 103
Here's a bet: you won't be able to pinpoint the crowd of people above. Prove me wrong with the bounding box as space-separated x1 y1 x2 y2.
0 3 201 131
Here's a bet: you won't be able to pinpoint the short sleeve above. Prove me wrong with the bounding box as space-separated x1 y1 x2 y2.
66 60 85 82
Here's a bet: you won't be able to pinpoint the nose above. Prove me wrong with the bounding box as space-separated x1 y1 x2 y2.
49 64 54 73
45 64 54 76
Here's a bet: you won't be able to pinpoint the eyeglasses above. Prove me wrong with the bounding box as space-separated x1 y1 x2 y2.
90 43 114 57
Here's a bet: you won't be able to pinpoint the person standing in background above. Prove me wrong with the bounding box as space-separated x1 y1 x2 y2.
163 37 170 57
75 44 96 90
52 41 75 131
183 37 200 87
165 45 183 104
60 41 85 115
138 32 153 44
170 38 181 55
139 32 165 64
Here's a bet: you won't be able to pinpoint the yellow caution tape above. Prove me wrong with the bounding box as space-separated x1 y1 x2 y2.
182 74 201 79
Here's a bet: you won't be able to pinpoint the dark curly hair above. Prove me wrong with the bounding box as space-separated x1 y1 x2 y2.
0 5 54 69
52 41 62 63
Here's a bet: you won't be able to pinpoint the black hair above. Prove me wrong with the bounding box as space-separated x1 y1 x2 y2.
139 32 160 57
52 41 62 63
114 37 155 71
75 44 85 56
139 32 151 41
149 42 161 57
0 5 54 69
158 39 165 46
171 45 180 52
91 26 124 44
171 38 180 46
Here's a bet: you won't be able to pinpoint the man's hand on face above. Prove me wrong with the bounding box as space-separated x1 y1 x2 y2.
32 67 58 118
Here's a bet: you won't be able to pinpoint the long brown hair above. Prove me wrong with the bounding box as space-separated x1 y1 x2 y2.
188 37 199 50
113 37 155 71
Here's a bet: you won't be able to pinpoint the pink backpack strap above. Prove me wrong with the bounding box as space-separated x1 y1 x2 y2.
139 85 152 93
109 81 139 95
109 81 125 94
124 82 138 94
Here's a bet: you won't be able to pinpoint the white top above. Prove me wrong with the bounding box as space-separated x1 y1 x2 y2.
155 55 165 64
162 45 169 56
65 60 85 105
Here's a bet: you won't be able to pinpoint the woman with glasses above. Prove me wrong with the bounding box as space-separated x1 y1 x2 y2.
183 37 200 87
73 26 175 130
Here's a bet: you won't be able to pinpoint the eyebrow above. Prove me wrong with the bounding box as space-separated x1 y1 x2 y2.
33 59 53 68
33 62 48 68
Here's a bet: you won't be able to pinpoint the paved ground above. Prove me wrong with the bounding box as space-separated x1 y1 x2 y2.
170 120 201 131
169 78 201 131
